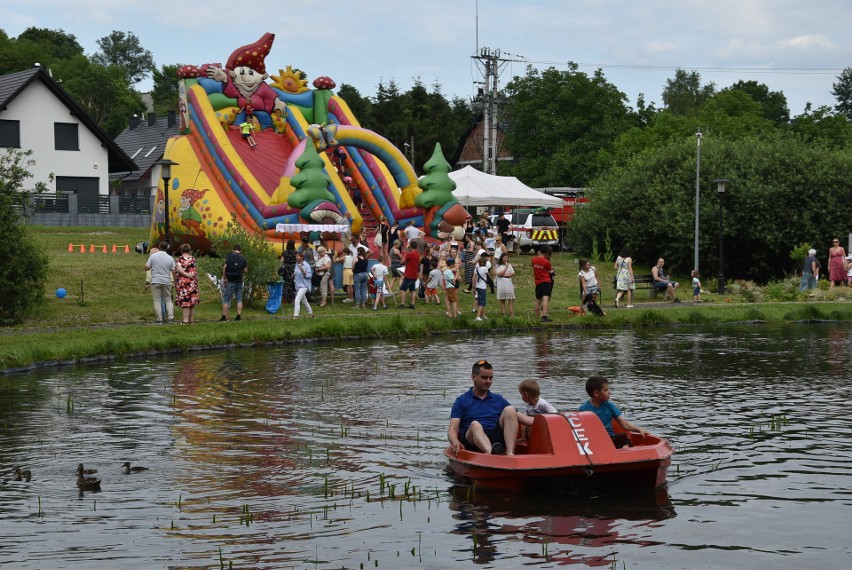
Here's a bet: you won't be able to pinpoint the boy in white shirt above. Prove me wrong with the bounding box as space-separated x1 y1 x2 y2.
371 259 389 310
516 379 558 438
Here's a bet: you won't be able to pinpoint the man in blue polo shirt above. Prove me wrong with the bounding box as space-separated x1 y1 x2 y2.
447 359 519 456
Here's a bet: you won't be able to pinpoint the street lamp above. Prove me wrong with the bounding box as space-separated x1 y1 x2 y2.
403 136 414 170
714 178 730 294
155 159 179 251
693 127 702 272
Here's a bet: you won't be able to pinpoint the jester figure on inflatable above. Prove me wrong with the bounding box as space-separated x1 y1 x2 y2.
148 32 469 253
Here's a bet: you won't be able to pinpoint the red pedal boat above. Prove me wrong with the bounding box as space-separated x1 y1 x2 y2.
444 412 674 491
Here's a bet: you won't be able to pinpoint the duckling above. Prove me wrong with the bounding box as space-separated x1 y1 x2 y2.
75 464 101 491
77 463 97 475
14 468 32 482
121 462 148 474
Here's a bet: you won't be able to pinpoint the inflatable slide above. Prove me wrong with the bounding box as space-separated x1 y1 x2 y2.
148 33 469 253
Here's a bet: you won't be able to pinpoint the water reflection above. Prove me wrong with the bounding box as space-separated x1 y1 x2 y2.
1 323 851 568
449 485 674 566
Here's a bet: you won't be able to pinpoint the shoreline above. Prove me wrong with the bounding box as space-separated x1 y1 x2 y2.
4 303 850 374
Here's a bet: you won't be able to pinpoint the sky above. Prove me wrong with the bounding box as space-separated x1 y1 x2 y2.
3 0 851 116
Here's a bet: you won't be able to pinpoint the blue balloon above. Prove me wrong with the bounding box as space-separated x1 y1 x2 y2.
56 288 67 299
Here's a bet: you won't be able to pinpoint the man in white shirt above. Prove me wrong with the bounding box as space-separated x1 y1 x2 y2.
144 241 175 323
403 221 423 242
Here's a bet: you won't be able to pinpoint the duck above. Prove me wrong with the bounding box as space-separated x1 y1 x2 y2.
14 468 32 482
121 462 149 474
77 463 97 475
75 464 101 491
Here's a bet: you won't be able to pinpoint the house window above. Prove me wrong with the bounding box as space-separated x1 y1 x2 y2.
0 119 21 148
54 122 79 151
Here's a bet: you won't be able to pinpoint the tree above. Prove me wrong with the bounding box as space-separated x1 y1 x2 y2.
500 65 635 187
724 80 789 125
662 69 716 116
16 27 84 61
55 55 145 137
789 104 852 149
151 64 182 116
572 132 852 282
336 83 371 123
91 31 154 85
0 149 50 324
831 67 852 119
348 79 474 174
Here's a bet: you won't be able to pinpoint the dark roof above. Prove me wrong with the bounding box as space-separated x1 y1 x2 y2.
112 114 181 183
0 67 137 173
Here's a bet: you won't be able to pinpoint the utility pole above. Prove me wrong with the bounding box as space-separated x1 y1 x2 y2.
471 47 520 175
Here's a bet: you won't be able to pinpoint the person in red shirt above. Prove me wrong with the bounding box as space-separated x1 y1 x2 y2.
531 245 555 322
399 240 422 309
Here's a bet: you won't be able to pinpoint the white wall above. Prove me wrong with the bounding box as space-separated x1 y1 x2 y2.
3 80 111 195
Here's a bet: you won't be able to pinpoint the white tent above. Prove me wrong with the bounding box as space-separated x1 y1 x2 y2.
447 166 564 208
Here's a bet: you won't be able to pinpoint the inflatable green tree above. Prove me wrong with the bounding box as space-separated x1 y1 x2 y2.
287 143 335 210
415 143 457 209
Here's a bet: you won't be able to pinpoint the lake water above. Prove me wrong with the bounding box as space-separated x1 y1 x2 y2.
1 323 850 569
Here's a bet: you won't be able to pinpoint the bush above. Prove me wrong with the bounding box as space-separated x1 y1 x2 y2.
764 278 800 302
0 224 49 324
728 279 761 303
197 217 279 308
0 149 51 324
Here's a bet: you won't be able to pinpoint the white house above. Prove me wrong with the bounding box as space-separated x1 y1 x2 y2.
0 65 136 213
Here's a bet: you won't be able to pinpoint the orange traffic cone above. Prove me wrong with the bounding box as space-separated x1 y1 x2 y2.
80 244 86 253
102 245 108 253
124 244 130 253
112 244 117 253
89 244 95 252
68 243 74 252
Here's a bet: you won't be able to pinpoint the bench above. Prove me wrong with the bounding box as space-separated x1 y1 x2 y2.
612 274 663 298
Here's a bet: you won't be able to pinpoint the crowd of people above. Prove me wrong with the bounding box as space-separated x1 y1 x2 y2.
144 241 247 324
272 219 522 321
800 238 852 291
146 217 848 324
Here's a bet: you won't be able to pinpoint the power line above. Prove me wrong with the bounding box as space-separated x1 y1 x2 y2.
524 60 844 76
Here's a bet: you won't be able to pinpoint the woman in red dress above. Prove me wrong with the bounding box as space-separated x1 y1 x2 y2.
828 238 847 288
175 243 200 323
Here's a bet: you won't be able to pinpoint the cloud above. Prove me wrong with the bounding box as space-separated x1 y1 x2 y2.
779 34 838 51
643 41 676 55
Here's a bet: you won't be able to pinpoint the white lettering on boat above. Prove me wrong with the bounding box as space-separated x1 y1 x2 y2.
567 415 593 455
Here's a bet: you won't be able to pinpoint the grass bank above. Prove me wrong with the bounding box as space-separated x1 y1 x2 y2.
3 226 851 372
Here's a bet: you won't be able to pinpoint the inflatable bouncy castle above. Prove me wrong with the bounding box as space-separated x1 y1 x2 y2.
148 33 469 253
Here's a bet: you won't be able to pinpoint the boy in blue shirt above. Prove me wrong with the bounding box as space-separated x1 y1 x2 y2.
578 376 648 448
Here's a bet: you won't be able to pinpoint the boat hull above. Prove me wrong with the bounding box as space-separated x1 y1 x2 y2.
445 412 673 491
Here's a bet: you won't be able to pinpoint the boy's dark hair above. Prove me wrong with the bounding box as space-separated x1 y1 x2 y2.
585 376 609 397
472 359 492 376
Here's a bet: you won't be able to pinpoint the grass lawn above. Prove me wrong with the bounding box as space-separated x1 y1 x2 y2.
2 226 850 372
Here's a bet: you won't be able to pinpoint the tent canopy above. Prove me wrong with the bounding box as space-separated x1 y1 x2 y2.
448 166 564 208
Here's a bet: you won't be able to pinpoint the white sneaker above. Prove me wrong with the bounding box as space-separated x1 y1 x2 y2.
475 317 483 321
627 304 634 308
342 299 353 303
